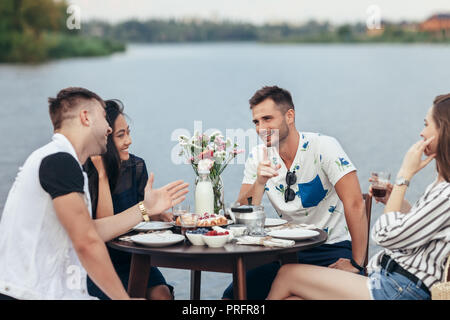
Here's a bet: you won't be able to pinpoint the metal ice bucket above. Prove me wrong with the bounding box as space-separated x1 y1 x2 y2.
230 205 265 236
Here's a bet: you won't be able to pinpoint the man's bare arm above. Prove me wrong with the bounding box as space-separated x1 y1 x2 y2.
53 192 129 300
334 171 367 266
237 183 265 205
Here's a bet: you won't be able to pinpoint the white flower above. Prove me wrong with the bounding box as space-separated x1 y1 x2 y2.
178 135 189 143
198 159 214 172
193 131 200 141
210 131 222 138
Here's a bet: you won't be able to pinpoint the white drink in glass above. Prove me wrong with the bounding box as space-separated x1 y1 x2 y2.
195 171 214 215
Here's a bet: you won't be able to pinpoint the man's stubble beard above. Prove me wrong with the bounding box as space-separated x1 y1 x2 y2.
265 122 290 149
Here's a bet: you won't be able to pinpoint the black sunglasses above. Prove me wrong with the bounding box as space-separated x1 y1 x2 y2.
284 170 297 203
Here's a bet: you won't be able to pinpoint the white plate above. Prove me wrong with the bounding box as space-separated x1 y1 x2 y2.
129 233 185 247
264 218 288 227
132 221 174 232
267 228 319 240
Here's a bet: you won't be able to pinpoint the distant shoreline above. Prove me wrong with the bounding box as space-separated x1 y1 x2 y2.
80 18 450 46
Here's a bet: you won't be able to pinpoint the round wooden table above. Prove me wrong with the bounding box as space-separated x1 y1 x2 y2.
108 229 327 300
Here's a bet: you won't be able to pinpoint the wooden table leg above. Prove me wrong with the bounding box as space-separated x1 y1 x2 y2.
128 253 151 298
190 270 201 300
233 256 247 300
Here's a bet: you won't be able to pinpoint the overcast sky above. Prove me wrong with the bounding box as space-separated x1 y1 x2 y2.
67 0 450 25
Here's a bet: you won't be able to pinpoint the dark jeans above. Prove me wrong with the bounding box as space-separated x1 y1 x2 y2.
0 293 17 300
222 240 360 300
87 264 173 300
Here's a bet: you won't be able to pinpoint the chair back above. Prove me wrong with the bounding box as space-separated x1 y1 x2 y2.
447 256 450 282
431 256 450 300
362 193 372 274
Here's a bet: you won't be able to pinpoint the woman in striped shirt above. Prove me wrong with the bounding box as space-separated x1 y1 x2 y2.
267 94 450 300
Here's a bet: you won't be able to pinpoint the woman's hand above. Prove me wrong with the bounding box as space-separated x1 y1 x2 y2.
159 211 174 222
90 155 107 179
383 137 435 214
398 136 436 180
143 173 189 216
368 179 393 204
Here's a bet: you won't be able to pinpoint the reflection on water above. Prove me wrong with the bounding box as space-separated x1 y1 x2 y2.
0 43 448 299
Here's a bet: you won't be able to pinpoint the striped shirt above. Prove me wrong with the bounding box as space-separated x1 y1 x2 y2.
367 179 450 290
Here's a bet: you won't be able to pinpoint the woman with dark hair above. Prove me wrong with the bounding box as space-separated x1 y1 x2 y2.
85 99 174 300
267 94 450 300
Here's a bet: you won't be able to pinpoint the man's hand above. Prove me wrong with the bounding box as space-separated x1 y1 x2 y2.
256 147 281 186
328 258 360 274
143 173 189 216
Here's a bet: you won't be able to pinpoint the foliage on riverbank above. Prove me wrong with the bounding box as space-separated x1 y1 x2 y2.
82 19 450 45
0 0 125 63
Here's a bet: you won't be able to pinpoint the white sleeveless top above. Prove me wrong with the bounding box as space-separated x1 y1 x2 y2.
0 134 95 300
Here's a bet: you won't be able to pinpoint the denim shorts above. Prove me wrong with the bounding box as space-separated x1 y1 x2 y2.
367 268 431 300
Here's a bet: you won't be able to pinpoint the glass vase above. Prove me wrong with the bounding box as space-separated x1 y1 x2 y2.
211 175 225 215
194 174 224 215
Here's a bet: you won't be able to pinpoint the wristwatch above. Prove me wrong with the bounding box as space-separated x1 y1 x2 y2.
395 177 410 187
138 201 150 222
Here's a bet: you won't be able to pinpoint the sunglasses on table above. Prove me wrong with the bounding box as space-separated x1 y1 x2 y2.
284 170 297 203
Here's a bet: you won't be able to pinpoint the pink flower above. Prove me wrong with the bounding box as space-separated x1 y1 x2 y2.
198 149 214 160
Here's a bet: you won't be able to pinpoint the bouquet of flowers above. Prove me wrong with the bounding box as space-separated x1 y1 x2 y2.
178 131 243 214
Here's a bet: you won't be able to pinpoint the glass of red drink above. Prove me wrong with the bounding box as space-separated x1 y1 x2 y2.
371 172 391 198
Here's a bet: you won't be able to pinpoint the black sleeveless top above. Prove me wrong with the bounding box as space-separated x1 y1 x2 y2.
88 154 148 268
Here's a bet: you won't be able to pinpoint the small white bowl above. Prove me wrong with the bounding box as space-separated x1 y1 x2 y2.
186 232 205 246
202 234 230 248
228 225 247 237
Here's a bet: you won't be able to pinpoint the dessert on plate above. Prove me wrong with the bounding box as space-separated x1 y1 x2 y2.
176 212 228 227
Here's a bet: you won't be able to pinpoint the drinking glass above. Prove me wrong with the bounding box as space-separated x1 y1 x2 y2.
173 204 190 217
179 213 198 236
370 172 391 198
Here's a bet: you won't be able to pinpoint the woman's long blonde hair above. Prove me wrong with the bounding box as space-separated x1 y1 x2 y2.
432 94 450 182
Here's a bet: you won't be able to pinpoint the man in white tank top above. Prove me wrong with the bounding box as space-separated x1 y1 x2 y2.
0 87 188 300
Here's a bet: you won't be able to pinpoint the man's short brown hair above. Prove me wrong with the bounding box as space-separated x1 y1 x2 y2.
249 86 295 114
48 87 105 130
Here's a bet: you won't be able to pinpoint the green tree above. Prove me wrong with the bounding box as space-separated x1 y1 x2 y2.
0 0 66 61
0 0 124 63
337 24 353 41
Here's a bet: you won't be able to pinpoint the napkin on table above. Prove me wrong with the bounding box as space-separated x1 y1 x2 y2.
235 236 295 248
118 230 173 242
265 223 317 232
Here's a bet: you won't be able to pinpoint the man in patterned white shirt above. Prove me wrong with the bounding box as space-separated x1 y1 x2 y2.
222 86 368 299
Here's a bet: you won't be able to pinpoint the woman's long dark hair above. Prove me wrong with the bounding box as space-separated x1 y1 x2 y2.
85 99 126 215
432 94 450 182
